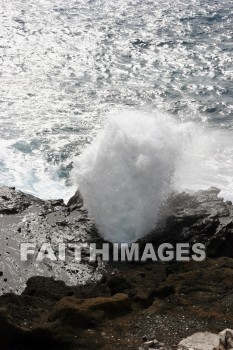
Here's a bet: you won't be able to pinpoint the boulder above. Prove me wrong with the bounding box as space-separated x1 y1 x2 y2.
214 329 233 350
178 331 219 350
49 293 131 328
22 276 74 301
141 187 233 258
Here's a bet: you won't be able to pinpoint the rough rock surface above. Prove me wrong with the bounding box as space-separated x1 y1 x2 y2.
69 187 233 259
0 186 44 214
141 187 233 258
0 186 101 294
178 332 219 350
1 185 233 295
0 258 233 349
49 293 131 327
1 186 233 349
214 329 233 350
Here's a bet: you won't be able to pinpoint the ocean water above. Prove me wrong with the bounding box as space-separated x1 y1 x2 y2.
0 0 232 207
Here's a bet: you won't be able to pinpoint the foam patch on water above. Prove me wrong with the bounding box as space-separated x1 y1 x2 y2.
72 110 193 242
0 138 76 203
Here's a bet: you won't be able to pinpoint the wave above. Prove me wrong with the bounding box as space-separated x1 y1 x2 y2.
0 139 76 203
72 110 233 243
72 110 194 242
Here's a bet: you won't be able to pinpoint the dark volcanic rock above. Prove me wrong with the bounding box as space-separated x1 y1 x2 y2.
0 186 103 295
1 259 233 349
141 187 233 258
67 186 233 258
49 293 131 327
0 308 68 350
22 276 75 300
1 186 233 349
1 185 233 296
67 190 84 208
0 186 43 214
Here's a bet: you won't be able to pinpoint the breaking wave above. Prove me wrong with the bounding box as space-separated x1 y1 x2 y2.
72 110 193 242
73 110 233 242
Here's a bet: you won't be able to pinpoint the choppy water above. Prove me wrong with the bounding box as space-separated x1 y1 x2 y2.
0 0 232 201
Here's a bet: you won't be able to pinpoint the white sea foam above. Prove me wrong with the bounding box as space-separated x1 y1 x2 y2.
72 110 233 242
72 110 193 242
174 127 233 202
0 139 76 202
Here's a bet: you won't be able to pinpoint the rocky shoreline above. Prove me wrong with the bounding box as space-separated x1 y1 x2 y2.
0 186 233 349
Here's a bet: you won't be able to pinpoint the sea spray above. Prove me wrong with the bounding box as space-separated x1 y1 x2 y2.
174 127 233 202
72 110 193 242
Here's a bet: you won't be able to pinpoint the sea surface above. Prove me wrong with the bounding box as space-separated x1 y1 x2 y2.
0 0 232 202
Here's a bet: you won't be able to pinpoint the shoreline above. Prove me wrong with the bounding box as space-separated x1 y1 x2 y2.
0 185 233 349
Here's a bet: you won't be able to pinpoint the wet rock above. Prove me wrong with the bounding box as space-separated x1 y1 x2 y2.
67 190 84 208
141 187 233 258
0 186 103 295
178 331 219 350
0 186 43 214
50 199 64 207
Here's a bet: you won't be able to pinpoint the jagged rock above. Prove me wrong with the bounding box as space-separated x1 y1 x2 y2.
49 293 131 328
141 187 233 258
67 189 84 208
50 199 64 206
0 186 43 214
0 186 102 295
178 331 219 350
214 329 233 350
1 185 233 349
69 187 233 259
